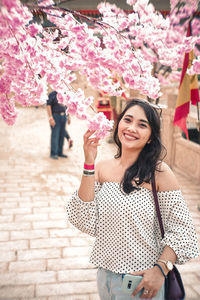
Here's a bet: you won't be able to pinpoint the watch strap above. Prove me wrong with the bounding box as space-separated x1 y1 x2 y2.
158 259 169 268
157 259 169 271
158 259 167 264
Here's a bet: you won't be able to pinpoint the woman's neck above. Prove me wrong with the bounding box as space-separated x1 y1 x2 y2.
117 148 140 169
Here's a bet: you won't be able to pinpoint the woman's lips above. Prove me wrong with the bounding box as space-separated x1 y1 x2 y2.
123 133 138 140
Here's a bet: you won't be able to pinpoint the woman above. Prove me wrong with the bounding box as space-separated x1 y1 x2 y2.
67 99 199 299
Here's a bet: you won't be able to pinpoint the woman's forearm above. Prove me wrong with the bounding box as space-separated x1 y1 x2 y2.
78 174 96 202
78 130 100 202
159 245 177 263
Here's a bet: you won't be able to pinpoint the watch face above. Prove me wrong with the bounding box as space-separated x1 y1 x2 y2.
167 261 173 270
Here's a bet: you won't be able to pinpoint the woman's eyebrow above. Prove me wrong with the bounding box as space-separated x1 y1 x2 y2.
124 114 149 124
139 119 149 124
124 114 133 118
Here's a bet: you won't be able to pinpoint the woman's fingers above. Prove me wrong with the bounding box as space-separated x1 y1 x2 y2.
130 271 144 276
140 288 156 299
87 137 100 144
84 131 100 146
83 130 100 163
131 280 145 298
84 129 96 139
132 283 154 299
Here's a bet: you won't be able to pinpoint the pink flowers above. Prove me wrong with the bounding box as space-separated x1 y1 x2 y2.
0 77 11 94
0 0 199 138
88 113 114 138
0 94 18 125
188 56 200 75
26 24 40 37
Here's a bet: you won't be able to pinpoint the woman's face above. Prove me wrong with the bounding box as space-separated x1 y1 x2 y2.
118 105 152 151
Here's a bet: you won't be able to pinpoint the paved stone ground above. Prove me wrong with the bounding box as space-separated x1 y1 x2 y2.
0 106 199 300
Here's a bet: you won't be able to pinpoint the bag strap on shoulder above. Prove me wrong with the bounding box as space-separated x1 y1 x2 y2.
151 175 165 239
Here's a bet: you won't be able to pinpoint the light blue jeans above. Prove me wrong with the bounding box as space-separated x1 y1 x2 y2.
97 268 165 300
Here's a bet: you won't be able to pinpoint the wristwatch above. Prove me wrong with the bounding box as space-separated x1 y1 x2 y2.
157 259 173 271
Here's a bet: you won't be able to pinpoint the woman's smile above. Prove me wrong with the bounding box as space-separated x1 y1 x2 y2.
123 132 138 141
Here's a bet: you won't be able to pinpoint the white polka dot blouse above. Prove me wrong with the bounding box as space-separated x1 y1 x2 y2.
66 182 199 274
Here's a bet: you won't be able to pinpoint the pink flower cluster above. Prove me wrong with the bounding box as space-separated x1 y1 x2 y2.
0 0 199 137
97 0 199 91
87 112 114 139
187 56 200 75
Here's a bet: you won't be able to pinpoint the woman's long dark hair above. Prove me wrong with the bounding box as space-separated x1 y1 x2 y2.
113 99 166 194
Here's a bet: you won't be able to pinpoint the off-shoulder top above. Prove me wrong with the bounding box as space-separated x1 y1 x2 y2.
66 182 199 274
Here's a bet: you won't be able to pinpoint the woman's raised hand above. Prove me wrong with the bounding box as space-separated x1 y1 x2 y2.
83 130 100 164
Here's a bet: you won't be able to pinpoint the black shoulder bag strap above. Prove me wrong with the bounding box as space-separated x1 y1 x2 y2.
151 175 164 238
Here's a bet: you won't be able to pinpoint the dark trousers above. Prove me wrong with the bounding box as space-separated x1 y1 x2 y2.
50 113 67 156
64 129 70 141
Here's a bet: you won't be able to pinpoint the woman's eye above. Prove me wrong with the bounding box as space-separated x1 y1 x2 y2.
124 118 131 122
139 123 147 128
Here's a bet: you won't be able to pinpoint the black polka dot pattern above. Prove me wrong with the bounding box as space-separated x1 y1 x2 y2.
66 182 199 273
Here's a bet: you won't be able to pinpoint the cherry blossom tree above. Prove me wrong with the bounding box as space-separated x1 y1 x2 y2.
0 0 199 137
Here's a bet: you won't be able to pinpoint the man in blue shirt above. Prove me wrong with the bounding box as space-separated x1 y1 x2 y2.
47 91 67 159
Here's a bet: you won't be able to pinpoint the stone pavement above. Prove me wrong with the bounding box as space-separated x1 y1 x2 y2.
0 106 199 300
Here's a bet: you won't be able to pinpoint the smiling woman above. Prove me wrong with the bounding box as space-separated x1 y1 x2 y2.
114 99 165 193
67 98 199 300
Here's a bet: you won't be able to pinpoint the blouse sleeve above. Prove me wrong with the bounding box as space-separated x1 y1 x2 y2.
157 190 199 264
66 182 102 237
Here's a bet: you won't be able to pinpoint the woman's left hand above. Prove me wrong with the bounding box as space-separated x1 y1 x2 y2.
130 266 165 299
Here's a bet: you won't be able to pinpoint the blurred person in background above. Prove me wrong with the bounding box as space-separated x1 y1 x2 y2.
47 90 68 159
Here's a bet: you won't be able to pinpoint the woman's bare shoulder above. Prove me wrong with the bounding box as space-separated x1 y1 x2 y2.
156 162 180 192
95 158 116 182
96 159 115 171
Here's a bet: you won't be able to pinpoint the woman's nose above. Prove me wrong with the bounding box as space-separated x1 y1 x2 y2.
127 123 137 133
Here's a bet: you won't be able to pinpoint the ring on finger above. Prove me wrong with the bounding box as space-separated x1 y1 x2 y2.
144 289 149 295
